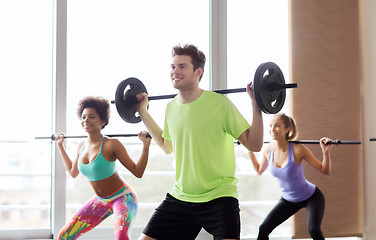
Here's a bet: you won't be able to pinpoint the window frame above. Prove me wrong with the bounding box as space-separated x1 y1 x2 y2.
0 0 289 239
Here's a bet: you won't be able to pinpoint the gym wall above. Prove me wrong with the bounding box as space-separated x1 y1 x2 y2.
290 0 363 238
360 0 376 239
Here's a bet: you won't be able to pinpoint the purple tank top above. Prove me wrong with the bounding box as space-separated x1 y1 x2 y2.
268 143 316 202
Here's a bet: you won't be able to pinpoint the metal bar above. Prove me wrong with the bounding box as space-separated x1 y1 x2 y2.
284 83 298 89
35 135 85 140
235 139 361 145
270 83 298 91
213 88 246 94
149 86 297 100
110 84 297 104
148 94 177 101
289 140 361 145
147 88 247 101
35 133 149 140
370 138 376 141
38 134 360 145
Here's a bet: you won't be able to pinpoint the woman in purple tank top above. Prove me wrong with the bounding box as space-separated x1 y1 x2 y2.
249 113 332 240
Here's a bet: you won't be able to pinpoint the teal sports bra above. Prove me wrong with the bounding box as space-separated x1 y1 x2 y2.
78 138 117 181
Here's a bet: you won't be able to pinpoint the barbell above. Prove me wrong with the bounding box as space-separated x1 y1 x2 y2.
36 134 360 146
234 139 361 145
113 62 298 123
35 133 151 140
264 139 361 145
370 138 376 141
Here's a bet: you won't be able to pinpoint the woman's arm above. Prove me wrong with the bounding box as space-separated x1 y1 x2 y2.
113 131 151 178
297 137 332 174
54 133 80 178
248 145 269 175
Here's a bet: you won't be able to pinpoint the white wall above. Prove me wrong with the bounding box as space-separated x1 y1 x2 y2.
361 0 376 239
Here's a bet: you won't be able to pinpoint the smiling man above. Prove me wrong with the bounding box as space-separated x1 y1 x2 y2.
136 44 264 240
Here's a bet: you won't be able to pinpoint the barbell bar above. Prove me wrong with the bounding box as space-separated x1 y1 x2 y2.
36 134 359 146
235 139 361 145
35 133 151 141
286 139 361 145
111 85 297 103
370 138 376 141
113 62 298 123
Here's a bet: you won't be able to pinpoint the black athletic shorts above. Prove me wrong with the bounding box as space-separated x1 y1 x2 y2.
142 193 241 240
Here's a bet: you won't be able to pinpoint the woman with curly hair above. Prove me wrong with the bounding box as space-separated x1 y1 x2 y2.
55 96 151 240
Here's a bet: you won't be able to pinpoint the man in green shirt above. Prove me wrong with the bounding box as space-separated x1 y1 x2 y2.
137 44 263 240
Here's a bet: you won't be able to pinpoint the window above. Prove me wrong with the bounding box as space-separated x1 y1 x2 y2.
227 0 290 238
0 0 289 239
0 0 53 235
65 0 210 237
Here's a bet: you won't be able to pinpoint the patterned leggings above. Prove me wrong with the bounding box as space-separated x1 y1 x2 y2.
59 188 137 240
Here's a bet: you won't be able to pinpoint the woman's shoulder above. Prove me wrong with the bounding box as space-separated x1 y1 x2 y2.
291 142 310 162
263 144 272 158
291 142 309 153
103 136 121 146
77 140 85 147
101 137 123 159
74 140 86 157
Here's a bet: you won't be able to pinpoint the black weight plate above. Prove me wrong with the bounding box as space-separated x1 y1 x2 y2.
115 77 147 123
253 62 286 114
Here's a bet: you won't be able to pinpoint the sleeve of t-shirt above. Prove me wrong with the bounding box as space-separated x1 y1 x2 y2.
223 97 251 140
162 104 171 141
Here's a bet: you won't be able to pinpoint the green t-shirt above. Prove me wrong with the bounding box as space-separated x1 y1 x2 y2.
162 90 250 202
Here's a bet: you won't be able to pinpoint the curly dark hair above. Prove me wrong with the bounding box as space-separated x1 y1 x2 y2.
76 96 110 129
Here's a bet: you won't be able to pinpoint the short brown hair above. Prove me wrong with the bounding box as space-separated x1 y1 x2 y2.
172 44 206 81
